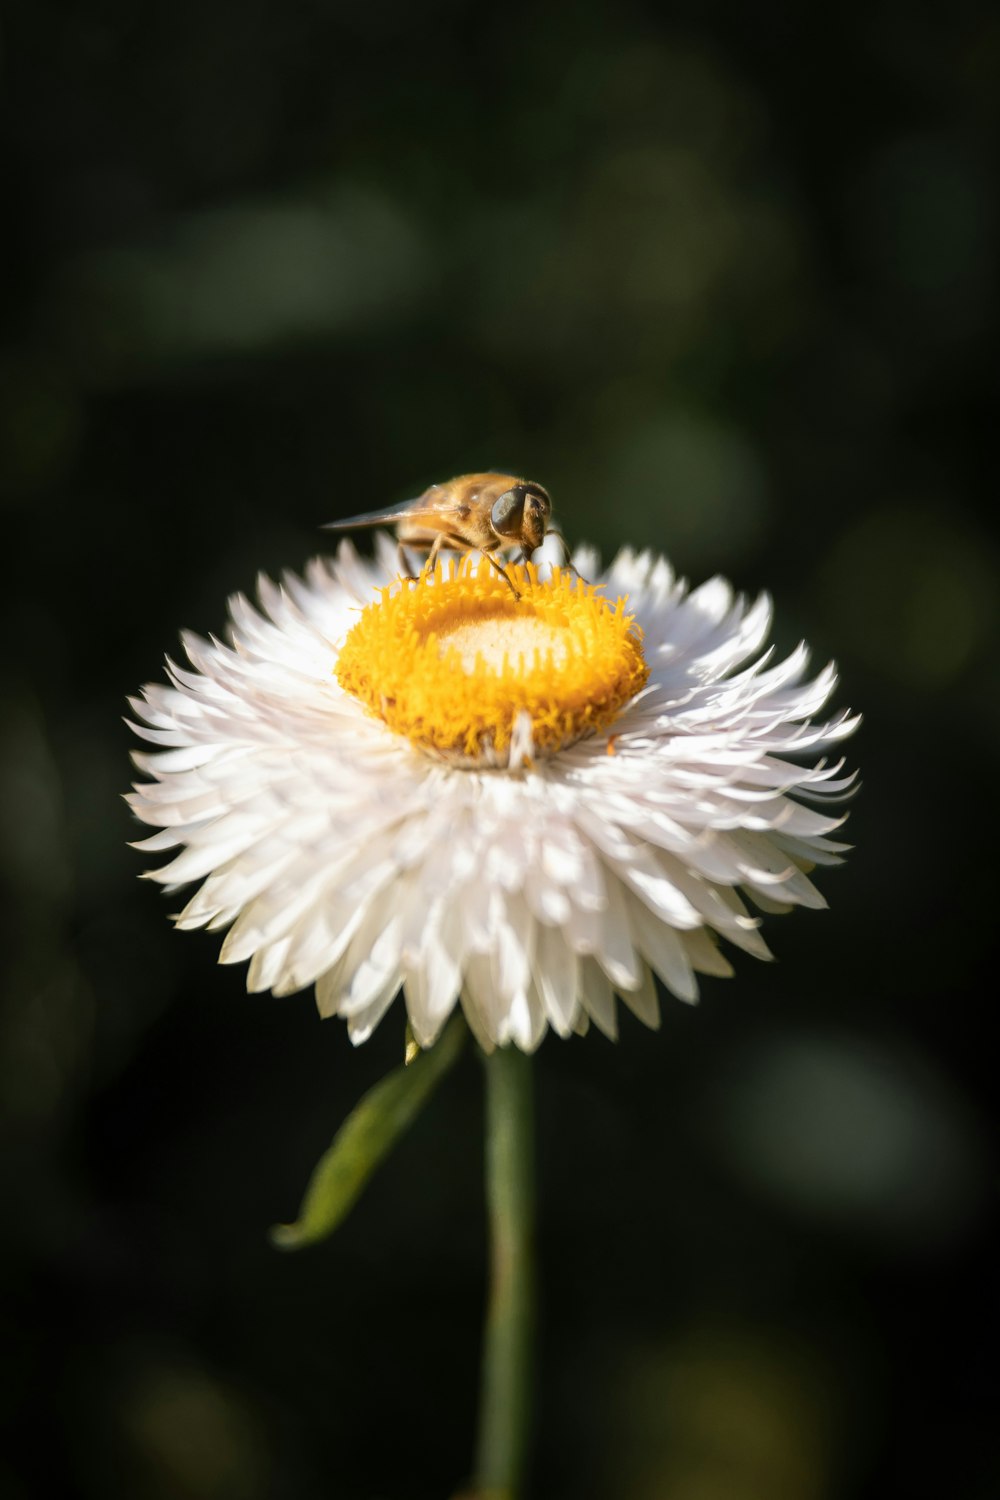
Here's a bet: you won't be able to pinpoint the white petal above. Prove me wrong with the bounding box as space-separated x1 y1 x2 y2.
682 926 734 979
594 875 642 992
534 922 582 1037
619 962 661 1030
346 974 402 1045
579 959 618 1041
628 898 699 1004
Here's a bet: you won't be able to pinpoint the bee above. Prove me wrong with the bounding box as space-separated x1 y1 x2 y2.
323 472 564 599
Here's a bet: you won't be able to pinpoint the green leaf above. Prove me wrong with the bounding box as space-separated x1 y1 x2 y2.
270 1014 466 1250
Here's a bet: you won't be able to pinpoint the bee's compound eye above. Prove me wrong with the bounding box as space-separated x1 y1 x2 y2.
524 484 551 519
491 487 526 536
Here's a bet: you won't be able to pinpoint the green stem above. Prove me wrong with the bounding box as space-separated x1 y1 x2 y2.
474 1044 536 1500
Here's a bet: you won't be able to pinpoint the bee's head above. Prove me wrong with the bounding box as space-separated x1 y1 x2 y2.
491 481 551 552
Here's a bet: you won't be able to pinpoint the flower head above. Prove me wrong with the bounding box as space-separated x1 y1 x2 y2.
127 540 858 1052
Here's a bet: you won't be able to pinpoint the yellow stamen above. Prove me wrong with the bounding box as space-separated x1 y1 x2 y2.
335 558 649 765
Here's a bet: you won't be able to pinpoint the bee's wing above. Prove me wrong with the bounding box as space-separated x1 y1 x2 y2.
323 490 460 533
322 499 422 531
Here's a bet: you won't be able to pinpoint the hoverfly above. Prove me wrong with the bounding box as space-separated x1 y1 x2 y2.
323 472 566 599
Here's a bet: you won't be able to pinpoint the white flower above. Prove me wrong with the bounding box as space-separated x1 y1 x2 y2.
127 540 858 1053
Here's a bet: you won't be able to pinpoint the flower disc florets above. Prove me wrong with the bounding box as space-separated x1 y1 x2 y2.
335 558 648 765
127 540 858 1053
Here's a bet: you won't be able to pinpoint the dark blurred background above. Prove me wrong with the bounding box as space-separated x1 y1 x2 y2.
2 2 998 1497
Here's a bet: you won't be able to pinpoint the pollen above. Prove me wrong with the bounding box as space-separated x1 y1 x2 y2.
335 558 649 765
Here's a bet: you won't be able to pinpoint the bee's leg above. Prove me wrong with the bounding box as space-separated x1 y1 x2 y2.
419 533 472 581
397 541 420 583
423 534 448 576
548 527 584 582
514 549 541 593
482 547 522 601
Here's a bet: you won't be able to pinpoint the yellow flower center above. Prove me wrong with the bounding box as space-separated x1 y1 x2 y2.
335 559 649 765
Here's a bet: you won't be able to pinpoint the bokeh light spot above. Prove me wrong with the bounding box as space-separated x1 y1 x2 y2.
602 410 769 566
818 504 996 688
711 1031 986 1251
